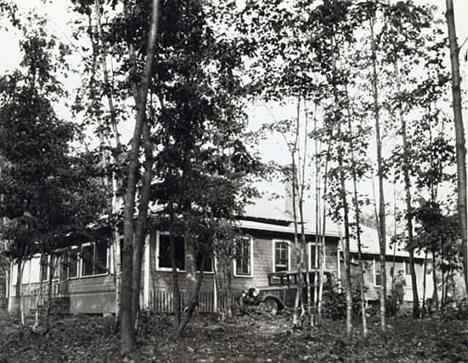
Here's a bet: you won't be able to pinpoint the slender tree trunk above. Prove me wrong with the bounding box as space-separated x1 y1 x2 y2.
120 0 160 353
131 119 154 326
298 99 309 323
113 230 121 327
432 252 438 310
369 12 387 331
177 249 206 337
446 0 468 297
422 251 427 317
169 217 181 328
213 253 218 314
93 0 123 325
345 86 367 338
291 98 301 328
12 260 22 320
45 253 55 331
339 160 353 341
334 110 353 340
394 63 419 318
291 154 301 328
318 134 332 327
313 103 321 327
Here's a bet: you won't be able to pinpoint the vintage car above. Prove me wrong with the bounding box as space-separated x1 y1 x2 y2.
240 270 332 314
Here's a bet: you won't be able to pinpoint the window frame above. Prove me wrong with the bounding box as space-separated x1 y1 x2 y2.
40 255 49 282
79 242 109 278
374 258 382 287
272 239 291 273
155 231 186 272
233 236 254 278
308 241 325 270
68 247 79 279
405 261 411 276
195 250 214 274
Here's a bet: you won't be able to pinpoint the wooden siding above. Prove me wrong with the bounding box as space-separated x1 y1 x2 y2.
348 256 434 303
10 228 341 315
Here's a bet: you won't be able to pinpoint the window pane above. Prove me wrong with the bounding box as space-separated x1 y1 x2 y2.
95 243 108 274
375 273 382 286
375 259 381 286
405 261 410 275
159 234 185 270
68 249 78 278
196 251 213 272
310 244 317 269
236 238 251 275
81 245 94 276
275 241 289 272
40 256 48 281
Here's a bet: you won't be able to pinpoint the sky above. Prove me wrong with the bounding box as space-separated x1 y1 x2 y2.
1 0 468 225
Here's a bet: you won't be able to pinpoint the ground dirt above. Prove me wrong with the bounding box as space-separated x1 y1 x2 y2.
0 310 467 362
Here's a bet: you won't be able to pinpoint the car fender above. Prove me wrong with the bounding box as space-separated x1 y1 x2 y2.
260 295 285 310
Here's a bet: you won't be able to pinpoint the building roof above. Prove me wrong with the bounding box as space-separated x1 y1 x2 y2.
347 225 425 259
243 198 423 259
242 197 341 236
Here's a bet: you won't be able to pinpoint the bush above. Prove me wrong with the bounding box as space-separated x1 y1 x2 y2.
440 299 468 320
322 287 362 320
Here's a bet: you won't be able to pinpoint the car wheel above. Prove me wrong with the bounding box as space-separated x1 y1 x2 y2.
261 297 279 315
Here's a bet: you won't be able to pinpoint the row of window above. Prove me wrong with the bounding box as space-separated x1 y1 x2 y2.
156 233 323 277
37 243 110 281
30 237 429 285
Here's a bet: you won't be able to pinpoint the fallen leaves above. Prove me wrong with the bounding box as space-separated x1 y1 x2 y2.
0 311 467 362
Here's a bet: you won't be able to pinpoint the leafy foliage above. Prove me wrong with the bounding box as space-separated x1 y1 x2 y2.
0 18 108 262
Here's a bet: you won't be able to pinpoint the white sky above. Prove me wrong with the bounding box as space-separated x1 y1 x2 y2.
1 0 468 223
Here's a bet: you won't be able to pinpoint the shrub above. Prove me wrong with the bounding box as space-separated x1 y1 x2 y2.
322 286 362 320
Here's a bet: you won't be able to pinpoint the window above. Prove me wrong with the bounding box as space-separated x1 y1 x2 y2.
157 233 185 271
40 255 48 282
196 250 213 272
81 245 94 276
68 248 78 279
309 243 317 269
274 240 290 272
234 237 252 276
405 261 411 275
81 243 108 277
374 258 381 286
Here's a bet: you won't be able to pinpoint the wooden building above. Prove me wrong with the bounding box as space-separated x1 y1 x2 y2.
7 201 433 315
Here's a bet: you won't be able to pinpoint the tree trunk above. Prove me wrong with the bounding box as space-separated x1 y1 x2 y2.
169 219 181 328
113 231 121 328
432 252 438 310
345 86 367 338
313 102 321 327
422 251 427 317
446 0 468 297
176 248 206 337
291 154 301 328
318 134 332 327
93 0 123 326
339 147 353 341
369 11 387 331
120 0 160 354
291 98 301 328
131 119 154 327
394 62 419 318
12 260 22 320
45 253 55 331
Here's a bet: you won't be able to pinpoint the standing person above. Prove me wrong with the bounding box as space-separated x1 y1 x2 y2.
393 270 407 306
